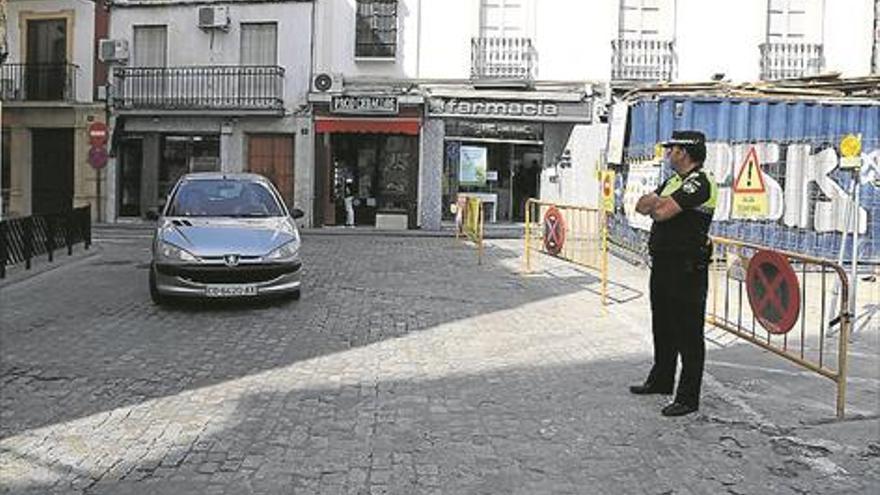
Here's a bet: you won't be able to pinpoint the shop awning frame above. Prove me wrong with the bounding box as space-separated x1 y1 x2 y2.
314 117 421 135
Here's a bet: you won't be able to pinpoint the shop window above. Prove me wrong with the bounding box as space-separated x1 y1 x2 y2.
159 135 219 203
329 134 418 227
355 0 397 58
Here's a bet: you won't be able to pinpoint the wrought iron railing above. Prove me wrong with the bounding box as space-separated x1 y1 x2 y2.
471 37 537 80
759 42 824 80
113 65 285 111
0 205 91 278
611 39 675 81
0 63 78 101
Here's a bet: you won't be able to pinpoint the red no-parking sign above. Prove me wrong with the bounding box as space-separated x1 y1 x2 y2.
746 250 801 335
543 206 566 256
88 122 109 146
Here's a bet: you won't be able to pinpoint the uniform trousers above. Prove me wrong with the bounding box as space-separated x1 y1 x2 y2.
647 255 709 407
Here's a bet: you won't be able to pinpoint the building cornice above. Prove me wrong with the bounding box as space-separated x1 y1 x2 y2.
109 0 313 8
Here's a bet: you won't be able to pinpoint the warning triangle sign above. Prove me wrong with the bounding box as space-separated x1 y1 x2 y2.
733 147 767 193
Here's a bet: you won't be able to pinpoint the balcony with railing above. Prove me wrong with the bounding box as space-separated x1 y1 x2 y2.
0 63 78 102
611 39 675 82
759 42 824 80
471 37 537 80
112 66 285 113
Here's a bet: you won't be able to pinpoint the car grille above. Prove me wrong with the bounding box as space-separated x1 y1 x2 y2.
157 263 301 284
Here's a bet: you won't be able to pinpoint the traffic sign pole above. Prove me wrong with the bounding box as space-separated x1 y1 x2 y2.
96 168 102 223
850 163 860 331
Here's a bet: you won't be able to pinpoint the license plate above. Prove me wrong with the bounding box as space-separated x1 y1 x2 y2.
205 285 258 297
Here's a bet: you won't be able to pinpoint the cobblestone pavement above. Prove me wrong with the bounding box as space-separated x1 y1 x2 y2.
1 226 877 494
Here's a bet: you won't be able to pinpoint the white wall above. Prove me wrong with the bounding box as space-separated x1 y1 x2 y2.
109 2 313 109
824 0 875 77
540 124 607 208
534 0 618 81
677 0 875 82
676 0 766 82
313 0 421 79
5 0 96 103
417 0 477 79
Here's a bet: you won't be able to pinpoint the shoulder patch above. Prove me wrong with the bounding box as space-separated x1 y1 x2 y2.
682 181 699 194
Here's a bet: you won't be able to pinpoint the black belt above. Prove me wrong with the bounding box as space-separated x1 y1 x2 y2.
651 254 710 272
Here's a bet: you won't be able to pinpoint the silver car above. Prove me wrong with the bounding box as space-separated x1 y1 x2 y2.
148 173 304 304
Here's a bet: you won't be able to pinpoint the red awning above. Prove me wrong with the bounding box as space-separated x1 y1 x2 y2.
315 118 421 135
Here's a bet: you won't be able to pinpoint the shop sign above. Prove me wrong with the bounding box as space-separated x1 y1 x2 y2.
331 95 399 115
445 120 543 141
428 97 591 122
430 98 556 118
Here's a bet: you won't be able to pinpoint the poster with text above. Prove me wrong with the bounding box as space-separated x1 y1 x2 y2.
459 146 487 186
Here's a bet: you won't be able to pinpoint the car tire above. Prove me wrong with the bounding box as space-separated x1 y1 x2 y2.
288 288 301 301
149 265 167 306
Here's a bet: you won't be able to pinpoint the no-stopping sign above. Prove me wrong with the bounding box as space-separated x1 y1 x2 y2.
543 206 566 256
746 250 801 335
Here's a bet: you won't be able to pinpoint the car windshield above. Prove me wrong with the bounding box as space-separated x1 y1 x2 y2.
166 179 284 217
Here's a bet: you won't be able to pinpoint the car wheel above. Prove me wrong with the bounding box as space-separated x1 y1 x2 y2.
288 288 301 301
149 265 167 306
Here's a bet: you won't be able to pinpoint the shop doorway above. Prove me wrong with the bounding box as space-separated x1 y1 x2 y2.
31 128 73 214
117 138 143 217
443 141 541 223
247 134 294 208
318 133 419 228
158 135 219 202
512 149 541 221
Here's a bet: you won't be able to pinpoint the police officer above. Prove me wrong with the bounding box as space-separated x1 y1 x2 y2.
630 130 717 417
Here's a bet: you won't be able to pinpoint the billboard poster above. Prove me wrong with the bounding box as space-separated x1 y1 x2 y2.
459 146 487 186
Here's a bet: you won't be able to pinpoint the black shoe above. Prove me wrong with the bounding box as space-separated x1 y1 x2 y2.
629 383 673 395
661 402 698 417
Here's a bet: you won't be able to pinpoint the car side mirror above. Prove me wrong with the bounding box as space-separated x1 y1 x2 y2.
291 208 305 219
145 209 160 221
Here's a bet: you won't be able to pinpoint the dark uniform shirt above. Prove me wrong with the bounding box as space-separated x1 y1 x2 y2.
648 168 717 260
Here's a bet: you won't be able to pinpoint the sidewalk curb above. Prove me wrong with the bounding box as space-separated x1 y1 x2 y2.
0 245 103 290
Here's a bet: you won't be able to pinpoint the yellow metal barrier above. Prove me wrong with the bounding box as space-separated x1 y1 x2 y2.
524 198 608 305
708 236 852 419
456 196 484 264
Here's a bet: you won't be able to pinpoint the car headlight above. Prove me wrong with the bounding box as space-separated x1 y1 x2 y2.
157 241 197 262
265 240 300 261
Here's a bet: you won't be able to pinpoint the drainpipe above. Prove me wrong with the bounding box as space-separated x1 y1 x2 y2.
416 0 422 78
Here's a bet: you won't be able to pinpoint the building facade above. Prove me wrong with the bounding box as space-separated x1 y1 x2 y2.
310 0 600 229
87 0 876 226
104 0 314 221
1 0 106 220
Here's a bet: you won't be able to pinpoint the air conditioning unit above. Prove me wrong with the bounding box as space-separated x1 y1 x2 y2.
198 6 230 29
312 72 342 93
98 39 129 63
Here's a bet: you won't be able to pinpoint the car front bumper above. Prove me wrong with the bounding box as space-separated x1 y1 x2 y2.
153 261 302 298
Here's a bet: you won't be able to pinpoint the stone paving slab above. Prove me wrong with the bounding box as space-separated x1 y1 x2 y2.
0 229 877 494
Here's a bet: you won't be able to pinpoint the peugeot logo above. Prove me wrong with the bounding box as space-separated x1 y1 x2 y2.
224 254 240 267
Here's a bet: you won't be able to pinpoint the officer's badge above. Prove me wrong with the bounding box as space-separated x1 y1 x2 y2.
682 181 698 194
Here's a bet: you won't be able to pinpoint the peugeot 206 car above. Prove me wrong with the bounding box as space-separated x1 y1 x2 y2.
148 173 304 305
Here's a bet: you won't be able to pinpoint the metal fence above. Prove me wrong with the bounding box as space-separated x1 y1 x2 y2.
707 236 851 419
0 63 78 101
759 42 824 80
0 206 92 278
611 39 675 82
471 37 537 80
524 199 608 304
455 196 484 264
113 66 285 111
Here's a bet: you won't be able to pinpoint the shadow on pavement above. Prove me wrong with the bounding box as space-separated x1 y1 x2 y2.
3 354 877 495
